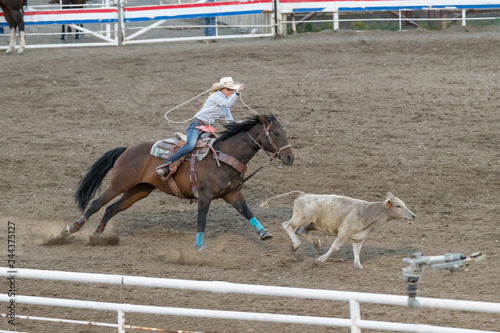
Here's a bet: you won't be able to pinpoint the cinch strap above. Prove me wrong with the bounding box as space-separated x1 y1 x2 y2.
249 217 263 231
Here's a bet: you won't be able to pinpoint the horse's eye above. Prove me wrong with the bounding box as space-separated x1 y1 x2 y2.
273 132 280 136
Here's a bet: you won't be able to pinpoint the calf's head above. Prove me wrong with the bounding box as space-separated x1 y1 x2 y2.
385 192 416 220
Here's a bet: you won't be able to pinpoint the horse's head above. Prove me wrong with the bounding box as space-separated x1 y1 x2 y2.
252 114 294 166
216 113 294 165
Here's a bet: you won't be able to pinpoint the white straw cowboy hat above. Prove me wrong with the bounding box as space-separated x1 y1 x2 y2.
211 77 243 92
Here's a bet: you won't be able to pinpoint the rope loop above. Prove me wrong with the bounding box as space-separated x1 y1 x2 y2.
163 88 213 124
163 89 260 125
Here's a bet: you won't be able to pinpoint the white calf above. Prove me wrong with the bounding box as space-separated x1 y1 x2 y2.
263 191 415 268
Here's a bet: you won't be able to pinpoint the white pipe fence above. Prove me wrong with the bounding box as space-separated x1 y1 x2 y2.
2 0 500 50
0 267 499 332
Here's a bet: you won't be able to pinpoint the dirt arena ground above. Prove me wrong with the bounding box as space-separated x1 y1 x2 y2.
1 26 499 332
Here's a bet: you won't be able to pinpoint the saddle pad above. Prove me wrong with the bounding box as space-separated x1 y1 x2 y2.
150 138 217 161
150 140 174 160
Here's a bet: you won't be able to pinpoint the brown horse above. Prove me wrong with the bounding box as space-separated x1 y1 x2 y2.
0 0 25 54
60 114 294 250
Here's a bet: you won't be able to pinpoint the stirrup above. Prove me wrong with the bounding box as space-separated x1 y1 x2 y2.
156 164 171 180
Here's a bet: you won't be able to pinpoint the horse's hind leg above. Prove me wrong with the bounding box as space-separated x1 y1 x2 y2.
7 9 25 54
3 10 16 54
14 10 25 54
223 190 273 241
94 183 154 234
61 185 123 236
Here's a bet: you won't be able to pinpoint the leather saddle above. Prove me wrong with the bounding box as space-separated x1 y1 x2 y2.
150 132 216 162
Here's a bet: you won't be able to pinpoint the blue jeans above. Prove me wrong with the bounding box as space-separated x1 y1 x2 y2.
164 120 201 165
204 16 216 36
204 0 216 36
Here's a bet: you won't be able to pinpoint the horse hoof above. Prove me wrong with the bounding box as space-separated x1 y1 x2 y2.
195 245 206 251
259 228 273 241
60 225 71 237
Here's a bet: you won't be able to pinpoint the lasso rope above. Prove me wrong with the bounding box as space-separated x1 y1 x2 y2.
239 93 259 115
163 88 259 124
163 88 213 124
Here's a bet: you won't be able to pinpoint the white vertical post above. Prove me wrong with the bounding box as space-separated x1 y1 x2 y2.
399 10 402 31
275 13 285 36
117 310 126 333
462 9 466 26
349 299 361 333
215 16 219 37
117 0 124 45
104 0 111 41
333 11 339 30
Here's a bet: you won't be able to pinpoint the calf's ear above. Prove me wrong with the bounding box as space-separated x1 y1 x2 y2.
385 199 391 208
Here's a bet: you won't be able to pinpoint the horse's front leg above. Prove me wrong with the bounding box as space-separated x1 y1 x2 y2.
195 196 212 250
223 190 273 241
6 28 16 55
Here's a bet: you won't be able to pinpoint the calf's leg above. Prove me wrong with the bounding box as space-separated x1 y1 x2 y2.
296 224 321 252
316 228 350 264
282 215 311 252
352 240 364 269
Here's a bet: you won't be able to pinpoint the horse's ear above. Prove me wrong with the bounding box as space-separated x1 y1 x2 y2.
257 115 267 124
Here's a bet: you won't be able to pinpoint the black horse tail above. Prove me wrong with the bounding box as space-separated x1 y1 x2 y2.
75 147 127 212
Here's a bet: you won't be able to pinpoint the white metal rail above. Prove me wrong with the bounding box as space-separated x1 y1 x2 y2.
0 267 499 332
2 1 500 50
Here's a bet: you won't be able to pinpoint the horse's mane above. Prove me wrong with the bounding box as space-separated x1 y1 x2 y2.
215 113 276 143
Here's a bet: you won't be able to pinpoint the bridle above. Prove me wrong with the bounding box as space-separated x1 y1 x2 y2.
233 121 291 188
219 120 293 195
247 121 292 163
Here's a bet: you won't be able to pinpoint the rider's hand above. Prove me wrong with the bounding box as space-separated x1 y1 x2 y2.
237 84 245 94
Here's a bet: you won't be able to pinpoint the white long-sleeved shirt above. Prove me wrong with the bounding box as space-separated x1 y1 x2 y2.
193 91 239 125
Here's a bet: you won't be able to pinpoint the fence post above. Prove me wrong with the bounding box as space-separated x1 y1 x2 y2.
399 10 402 31
117 310 126 333
349 299 361 333
117 0 125 45
333 11 339 30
